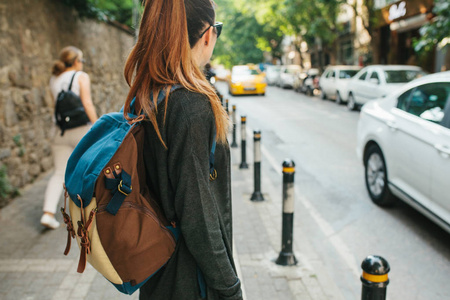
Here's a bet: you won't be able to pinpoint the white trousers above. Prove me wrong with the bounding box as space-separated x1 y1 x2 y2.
43 124 91 214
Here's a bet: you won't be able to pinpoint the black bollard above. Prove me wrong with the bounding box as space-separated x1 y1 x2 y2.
361 255 390 300
226 99 229 115
231 105 238 148
276 160 297 266
239 116 249 169
251 131 264 201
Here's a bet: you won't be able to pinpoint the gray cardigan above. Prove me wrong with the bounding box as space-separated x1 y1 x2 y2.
140 88 242 300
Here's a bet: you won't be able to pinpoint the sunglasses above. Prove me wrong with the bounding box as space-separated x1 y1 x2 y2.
199 22 223 39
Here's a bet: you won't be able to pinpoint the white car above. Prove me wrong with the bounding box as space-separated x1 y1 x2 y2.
319 65 361 104
278 65 301 88
265 65 281 86
356 71 450 233
347 65 426 111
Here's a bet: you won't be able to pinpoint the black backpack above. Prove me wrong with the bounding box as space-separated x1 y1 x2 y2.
55 72 90 136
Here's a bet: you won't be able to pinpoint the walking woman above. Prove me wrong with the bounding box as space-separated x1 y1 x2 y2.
41 46 98 229
123 0 242 299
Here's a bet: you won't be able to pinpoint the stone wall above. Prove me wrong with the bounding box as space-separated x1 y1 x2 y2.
0 0 134 207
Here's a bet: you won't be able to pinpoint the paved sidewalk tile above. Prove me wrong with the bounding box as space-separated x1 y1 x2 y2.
0 131 341 299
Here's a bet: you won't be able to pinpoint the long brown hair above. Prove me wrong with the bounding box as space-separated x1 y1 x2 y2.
52 46 82 76
123 0 228 146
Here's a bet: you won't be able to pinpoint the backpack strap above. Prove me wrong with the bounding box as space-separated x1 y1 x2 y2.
68 71 77 91
209 132 217 181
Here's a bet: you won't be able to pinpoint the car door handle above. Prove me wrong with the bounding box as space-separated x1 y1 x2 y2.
434 144 450 157
386 121 398 131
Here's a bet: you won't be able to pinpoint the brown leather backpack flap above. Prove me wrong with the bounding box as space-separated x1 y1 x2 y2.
94 125 176 284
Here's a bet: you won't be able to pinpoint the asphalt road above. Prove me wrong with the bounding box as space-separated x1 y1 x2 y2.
217 81 450 300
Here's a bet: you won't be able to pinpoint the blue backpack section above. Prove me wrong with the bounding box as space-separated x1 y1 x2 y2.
64 85 212 296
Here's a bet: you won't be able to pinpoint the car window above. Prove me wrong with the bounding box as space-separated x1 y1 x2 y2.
397 82 450 125
384 70 424 83
331 71 336 78
370 72 379 80
358 71 368 81
339 70 358 79
325 70 332 78
233 68 259 76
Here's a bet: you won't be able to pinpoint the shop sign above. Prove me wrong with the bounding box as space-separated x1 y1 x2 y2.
388 1 407 21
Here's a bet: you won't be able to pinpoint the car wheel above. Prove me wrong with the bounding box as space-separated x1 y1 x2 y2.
306 87 312 96
321 91 327 100
347 93 356 111
364 145 395 206
336 92 342 104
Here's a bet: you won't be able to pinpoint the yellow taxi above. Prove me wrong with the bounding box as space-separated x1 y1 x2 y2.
228 65 267 96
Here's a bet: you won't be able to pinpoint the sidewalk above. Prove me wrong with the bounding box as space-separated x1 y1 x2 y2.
0 140 342 300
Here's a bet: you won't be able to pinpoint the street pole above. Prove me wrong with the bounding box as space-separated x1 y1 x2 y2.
239 116 248 169
361 255 390 300
231 105 238 148
251 130 264 201
276 159 297 266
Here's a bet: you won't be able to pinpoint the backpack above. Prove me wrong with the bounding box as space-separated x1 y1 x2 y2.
61 86 216 295
55 72 90 136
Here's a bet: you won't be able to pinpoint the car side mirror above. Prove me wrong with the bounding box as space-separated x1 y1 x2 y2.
369 78 380 85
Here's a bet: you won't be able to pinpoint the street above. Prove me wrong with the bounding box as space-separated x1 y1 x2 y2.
217 81 450 299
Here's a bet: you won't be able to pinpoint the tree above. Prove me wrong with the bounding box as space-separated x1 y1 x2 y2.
414 0 450 53
61 0 139 28
213 0 284 68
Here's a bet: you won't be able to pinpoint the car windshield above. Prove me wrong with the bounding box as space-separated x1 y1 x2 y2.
384 70 423 83
233 68 259 76
339 70 359 79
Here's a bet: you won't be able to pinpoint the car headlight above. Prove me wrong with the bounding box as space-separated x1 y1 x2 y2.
231 80 241 85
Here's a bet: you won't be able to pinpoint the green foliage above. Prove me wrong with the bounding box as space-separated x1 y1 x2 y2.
414 0 450 53
213 0 271 68
61 0 140 28
13 134 25 157
0 165 13 204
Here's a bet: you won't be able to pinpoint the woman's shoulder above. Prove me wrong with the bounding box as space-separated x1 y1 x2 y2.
168 88 213 119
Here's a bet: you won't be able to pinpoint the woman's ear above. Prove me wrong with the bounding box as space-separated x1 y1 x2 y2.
203 26 213 46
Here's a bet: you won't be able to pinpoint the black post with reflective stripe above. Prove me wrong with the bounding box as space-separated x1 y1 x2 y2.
276 160 297 266
251 130 264 201
361 255 390 300
239 116 249 169
231 105 238 148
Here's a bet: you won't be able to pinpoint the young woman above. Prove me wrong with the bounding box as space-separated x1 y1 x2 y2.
123 0 242 299
41 46 98 229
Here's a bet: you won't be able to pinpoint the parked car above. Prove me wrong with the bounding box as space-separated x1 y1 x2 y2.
303 68 321 96
293 71 308 92
228 65 267 96
215 68 230 81
356 71 450 233
265 65 281 86
347 65 426 111
277 65 301 88
319 65 361 104
294 68 320 95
